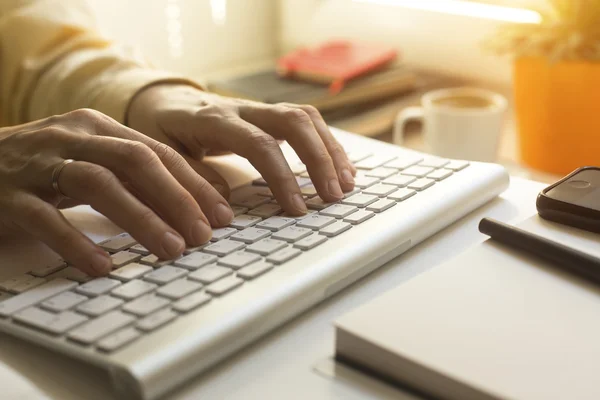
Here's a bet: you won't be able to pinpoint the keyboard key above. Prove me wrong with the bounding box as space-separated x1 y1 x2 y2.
385 156 423 170
343 210 375 224
99 233 136 253
382 174 416 187
237 260 274 280
342 194 378 208
0 274 36 291
246 238 288 256
230 186 273 202
232 194 270 209
10 277 47 294
13 308 87 335
427 169 453 181
123 294 170 317
76 278 121 297
68 310 135 345
229 215 262 229
218 251 261 270
354 176 380 189
157 279 202 300
295 176 312 187
48 266 92 283
203 239 246 257
256 216 296 231
272 226 312 243
305 197 334 210
362 184 397 197
231 228 271 244
211 227 238 242
188 264 232 284
97 327 140 352
401 166 435 178
231 206 249 216
40 291 88 313
110 251 141 267
408 178 435 191
297 214 336 230
30 260 67 277
128 244 150 255
174 252 218 270
419 158 449 169
444 160 470 171
366 199 396 213
343 188 361 198
0 292 13 302
206 276 244 296
144 266 188 285
346 150 371 163
137 308 177 332
109 263 153 282
140 254 174 268
300 185 318 197
320 221 352 237
387 188 417 201
183 244 208 255
365 167 397 179
0 278 77 317
266 247 302 264
294 234 328 250
252 177 268 186
248 204 282 218
289 161 307 174
354 155 396 170
76 295 124 317
172 291 212 313
111 280 157 300
280 210 317 220
319 204 358 218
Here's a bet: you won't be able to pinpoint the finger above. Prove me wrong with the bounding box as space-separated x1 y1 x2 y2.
240 104 344 202
184 156 231 200
282 103 357 190
9 193 112 276
70 135 216 242
189 116 307 215
58 160 186 260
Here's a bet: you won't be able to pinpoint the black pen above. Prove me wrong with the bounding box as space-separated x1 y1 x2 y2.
478 217 600 286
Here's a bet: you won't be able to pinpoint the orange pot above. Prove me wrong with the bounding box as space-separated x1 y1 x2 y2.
514 57 600 175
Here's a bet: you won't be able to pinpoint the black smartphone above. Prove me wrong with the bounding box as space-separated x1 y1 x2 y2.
537 167 600 233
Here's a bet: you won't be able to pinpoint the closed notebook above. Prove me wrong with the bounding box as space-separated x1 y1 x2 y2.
335 215 600 400
207 66 416 112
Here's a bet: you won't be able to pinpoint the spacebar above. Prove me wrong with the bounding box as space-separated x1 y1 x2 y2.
0 278 77 317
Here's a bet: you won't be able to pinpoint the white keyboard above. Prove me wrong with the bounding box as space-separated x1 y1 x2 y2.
0 133 508 399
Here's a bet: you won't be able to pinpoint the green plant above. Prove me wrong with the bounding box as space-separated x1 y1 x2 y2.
489 0 600 61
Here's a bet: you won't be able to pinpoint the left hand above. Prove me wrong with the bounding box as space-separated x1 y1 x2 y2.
127 84 356 215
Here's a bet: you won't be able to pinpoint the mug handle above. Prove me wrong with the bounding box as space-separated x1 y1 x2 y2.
393 107 424 145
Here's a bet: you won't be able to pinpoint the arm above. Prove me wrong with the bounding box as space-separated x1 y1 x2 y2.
0 0 199 126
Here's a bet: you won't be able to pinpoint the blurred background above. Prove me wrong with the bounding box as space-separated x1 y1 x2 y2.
86 0 592 183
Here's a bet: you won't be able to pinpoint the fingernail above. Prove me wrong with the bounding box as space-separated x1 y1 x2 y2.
341 168 355 185
191 220 212 245
214 203 234 226
162 231 185 257
328 178 344 198
91 252 112 275
292 193 308 214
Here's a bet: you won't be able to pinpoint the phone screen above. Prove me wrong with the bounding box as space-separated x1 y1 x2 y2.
546 169 600 212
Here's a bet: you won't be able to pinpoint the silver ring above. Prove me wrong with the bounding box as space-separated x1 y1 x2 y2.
51 159 74 198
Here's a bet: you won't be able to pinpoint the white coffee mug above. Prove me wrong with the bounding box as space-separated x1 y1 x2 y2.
393 87 507 162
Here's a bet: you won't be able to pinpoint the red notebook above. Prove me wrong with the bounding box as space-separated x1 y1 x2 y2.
277 40 398 94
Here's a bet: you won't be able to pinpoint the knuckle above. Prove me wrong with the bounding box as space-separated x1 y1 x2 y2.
66 108 103 122
79 164 118 195
43 126 72 142
149 142 184 167
20 202 47 223
248 131 278 152
122 141 159 168
299 104 320 118
190 176 211 199
280 108 313 127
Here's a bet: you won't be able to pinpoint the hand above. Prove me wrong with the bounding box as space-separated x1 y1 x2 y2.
127 84 357 215
0 109 233 276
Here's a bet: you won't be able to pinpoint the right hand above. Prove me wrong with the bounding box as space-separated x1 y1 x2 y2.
0 109 234 276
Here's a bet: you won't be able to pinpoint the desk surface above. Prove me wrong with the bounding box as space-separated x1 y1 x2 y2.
0 177 545 400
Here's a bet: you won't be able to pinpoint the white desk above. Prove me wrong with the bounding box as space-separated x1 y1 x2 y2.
0 177 545 400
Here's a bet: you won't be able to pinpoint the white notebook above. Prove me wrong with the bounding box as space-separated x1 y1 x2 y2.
335 215 600 400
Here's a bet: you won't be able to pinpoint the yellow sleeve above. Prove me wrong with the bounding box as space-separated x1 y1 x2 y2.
0 0 202 126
